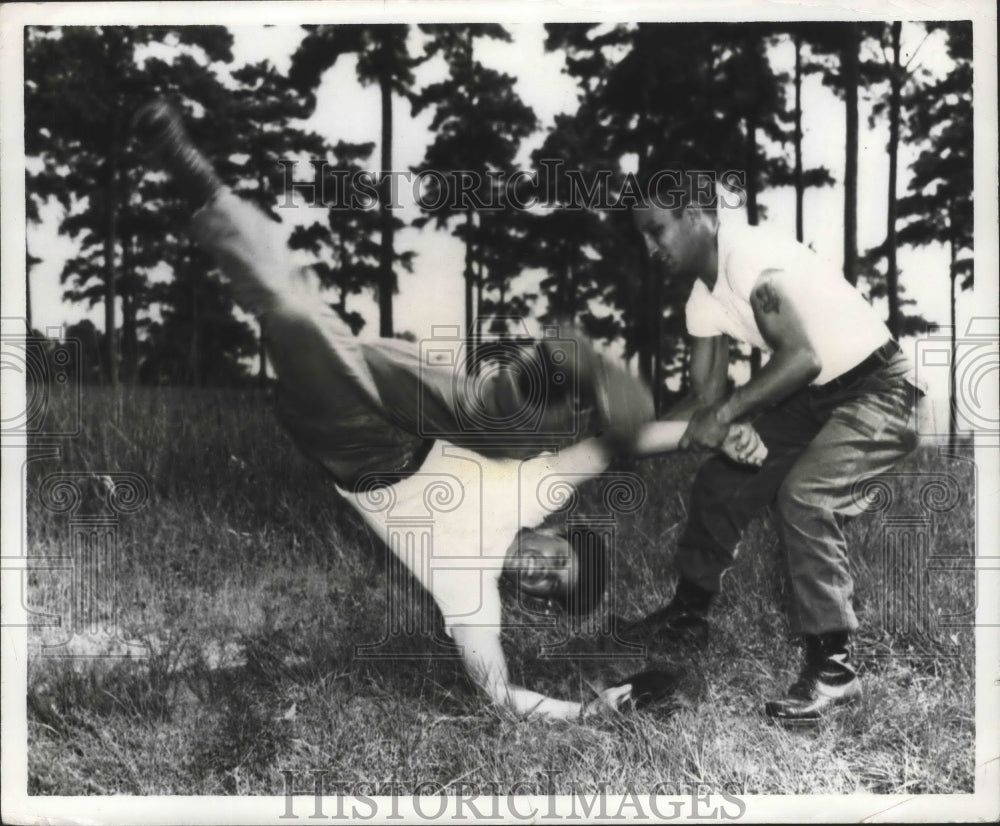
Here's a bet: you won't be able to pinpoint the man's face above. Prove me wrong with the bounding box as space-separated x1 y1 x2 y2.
511 531 578 601
634 206 711 286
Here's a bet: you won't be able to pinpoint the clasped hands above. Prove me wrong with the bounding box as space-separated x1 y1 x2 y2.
680 403 767 467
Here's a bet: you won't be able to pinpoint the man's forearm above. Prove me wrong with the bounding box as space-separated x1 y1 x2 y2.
662 394 699 422
451 624 585 719
663 389 723 423
634 421 688 456
716 348 820 424
501 685 585 719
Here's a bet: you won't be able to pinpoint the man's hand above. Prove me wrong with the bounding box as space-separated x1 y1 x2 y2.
679 403 730 450
583 683 633 716
720 422 768 466
585 669 678 715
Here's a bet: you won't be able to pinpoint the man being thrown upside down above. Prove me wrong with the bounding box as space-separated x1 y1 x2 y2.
133 101 766 719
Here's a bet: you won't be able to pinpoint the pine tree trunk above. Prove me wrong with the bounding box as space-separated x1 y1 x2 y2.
103 144 119 388
948 213 958 449
378 50 395 338
121 289 136 386
464 208 475 371
746 95 764 377
258 317 268 386
25 240 33 333
793 34 804 243
120 228 138 387
565 260 576 324
464 207 475 336
476 257 484 322
636 258 654 387
635 112 657 389
842 23 860 286
680 340 690 394
121 284 136 387
885 21 903 338
190 277 201 387
475 210 485 321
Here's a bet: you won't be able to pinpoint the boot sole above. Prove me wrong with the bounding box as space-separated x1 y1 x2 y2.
763 683 861 727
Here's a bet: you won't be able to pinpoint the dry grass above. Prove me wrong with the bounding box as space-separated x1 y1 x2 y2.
24 385 975 795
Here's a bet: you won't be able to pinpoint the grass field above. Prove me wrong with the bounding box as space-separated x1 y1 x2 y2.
23 385 976 796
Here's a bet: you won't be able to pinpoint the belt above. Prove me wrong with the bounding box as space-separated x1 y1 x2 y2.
813 340 900 396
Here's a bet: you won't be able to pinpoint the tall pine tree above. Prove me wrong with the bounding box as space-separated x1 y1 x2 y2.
24 25 237 386
410 24 537 343
289 24 419 337
897 21 973 446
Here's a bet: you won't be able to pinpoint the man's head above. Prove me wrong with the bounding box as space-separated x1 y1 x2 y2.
504 527 607 616
633 172 721 290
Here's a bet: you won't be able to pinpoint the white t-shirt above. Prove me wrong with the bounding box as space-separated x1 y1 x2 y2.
338 440 602 634
685 220 891 385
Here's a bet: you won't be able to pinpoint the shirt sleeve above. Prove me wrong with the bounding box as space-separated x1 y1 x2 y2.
723 223 800 300
685 279 723 338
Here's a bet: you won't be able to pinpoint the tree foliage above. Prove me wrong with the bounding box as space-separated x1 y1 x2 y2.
410 24 537 339
289 24 419 336
25 26 240 385
25 26 336 386
26 22 974 399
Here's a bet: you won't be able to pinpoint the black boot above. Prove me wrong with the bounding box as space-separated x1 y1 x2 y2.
621 578 713 647
131 100 222 207
765 631 860 723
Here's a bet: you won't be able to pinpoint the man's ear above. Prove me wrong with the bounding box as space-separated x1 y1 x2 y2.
683 206 702 226
687 204 716 233
677 208 696 235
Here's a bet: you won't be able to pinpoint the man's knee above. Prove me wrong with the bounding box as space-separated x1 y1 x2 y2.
776 472 825 522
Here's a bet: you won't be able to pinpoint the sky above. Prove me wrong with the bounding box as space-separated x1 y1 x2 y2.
24 20 983 430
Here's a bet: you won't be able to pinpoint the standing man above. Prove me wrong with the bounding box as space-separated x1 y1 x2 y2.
631 175 922 723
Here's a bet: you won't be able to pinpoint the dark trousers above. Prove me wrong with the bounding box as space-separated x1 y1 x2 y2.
676 351 920 635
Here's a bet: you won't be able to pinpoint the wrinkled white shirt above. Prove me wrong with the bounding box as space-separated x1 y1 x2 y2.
685 219 890 385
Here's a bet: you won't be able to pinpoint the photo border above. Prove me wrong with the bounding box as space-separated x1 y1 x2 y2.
2 1 997 823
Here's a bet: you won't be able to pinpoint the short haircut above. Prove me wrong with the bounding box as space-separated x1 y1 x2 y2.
634 169 742 215
556 532 609 617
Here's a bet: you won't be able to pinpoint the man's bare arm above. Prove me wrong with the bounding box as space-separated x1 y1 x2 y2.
634 420 766 465
449 624 629 719
663 334 730 422
715 270 821 425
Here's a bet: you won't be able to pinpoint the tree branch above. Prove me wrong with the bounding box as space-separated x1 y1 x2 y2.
904 30 933 72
